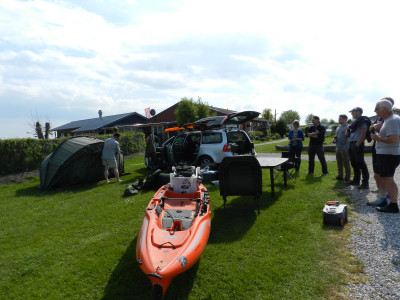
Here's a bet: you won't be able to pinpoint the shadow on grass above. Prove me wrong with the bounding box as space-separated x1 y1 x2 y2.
207 179 289 245
102 236 200 300
208 201 258 244
102 237 152 300
18 182 102 198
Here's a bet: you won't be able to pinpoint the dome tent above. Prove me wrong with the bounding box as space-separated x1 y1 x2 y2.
40 137 123 191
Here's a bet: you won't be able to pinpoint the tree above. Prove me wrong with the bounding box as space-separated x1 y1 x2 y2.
196 97 215 119
174 97 213 125
321 118 328 124
262 108 274 120
305 114 314 124
279 110 300 124
329 119 336 124
26 112 52 139
271 119 287 137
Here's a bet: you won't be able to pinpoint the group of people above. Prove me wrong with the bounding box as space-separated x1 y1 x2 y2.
288 97 400 213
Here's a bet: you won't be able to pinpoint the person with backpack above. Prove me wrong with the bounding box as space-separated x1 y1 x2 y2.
346 107 370 189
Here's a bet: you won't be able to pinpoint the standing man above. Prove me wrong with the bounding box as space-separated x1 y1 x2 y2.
307 116 328 175
368 97 395 206
332 114 351 182
371 99 400 213
347 107 370 189
102 133 121 183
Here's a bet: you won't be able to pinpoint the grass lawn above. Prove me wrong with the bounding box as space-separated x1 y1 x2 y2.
0 155 362 299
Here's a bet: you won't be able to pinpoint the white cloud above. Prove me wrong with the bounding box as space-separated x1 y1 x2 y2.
1 0 400 138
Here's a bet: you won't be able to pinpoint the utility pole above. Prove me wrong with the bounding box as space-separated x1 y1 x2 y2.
274 109 277 122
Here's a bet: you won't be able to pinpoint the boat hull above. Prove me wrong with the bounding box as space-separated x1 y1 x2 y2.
136 183 211 297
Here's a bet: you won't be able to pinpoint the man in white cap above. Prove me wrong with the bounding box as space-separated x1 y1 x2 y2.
346 107 370 189
371 99 400 213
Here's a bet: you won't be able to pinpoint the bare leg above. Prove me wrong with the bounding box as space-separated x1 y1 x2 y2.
104 166 110 183
114 167 121 182
381 177 398 204
374 173 386 198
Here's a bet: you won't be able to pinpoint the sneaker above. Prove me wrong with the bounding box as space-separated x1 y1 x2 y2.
376 198 389 207
344 179 351 184
367 197 386 206
322 172 329 176
376 203 399 213
334 176 344 180
306 171 314 175
357 184 369 190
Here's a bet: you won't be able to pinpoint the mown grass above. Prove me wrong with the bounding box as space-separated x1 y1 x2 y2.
0 155 361 299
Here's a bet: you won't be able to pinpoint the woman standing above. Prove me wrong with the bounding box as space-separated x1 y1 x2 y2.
288 120 304 171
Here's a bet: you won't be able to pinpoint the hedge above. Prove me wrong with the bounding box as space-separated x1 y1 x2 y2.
0 132 145 176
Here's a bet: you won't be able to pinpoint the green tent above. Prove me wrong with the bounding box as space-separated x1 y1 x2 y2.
40 137 123 190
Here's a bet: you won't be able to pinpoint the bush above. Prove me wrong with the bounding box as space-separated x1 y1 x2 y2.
271 120 287 137
247 131 265 141
0 138 66 175
272 133 282 140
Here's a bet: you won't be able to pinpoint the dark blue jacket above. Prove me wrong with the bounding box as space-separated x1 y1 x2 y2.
288 129 305 151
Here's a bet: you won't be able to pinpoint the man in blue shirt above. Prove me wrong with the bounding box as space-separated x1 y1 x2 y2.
102 133 121 183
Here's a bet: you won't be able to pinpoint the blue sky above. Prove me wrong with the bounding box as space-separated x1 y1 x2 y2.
1 0 400 139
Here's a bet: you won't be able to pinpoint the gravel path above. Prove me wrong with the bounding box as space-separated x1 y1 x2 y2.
259 150 400 299
344 164 400 299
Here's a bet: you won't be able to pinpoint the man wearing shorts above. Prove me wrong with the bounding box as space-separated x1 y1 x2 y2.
368 97 394 206
102 133 121 183
371 99 400 213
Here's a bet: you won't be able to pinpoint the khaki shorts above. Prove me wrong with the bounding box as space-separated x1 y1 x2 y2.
102 158 117 168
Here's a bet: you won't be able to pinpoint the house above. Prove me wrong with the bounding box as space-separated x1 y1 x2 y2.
52 102 272 141
117 102 271 142
52 110 148 138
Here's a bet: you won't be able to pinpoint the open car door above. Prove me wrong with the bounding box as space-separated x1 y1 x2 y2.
222 111 260 126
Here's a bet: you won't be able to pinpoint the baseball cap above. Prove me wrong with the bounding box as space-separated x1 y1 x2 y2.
349 107 363 114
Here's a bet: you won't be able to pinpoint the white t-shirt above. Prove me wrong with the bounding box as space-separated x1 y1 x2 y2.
376 114 400 155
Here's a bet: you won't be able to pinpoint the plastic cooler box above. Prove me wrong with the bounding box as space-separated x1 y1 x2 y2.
322 201 348 226
170 167 199 194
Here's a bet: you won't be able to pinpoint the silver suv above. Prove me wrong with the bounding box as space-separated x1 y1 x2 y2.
145 111 259 169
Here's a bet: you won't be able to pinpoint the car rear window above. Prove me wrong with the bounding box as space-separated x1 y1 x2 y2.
202 132 222 144
226 131 247 143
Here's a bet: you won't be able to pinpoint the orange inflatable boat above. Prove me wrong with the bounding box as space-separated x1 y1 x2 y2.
136 167 211 299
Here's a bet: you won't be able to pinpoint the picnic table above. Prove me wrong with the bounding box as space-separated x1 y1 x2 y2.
256 157 289 197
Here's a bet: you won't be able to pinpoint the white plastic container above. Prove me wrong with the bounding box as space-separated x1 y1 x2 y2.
169 167 199 194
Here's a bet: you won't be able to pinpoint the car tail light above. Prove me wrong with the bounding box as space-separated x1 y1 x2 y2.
223 144 231 152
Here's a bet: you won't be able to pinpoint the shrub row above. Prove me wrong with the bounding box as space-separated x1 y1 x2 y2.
248 131 286 141
0 132 145 176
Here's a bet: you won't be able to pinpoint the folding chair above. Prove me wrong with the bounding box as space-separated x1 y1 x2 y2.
273 152 297 184
219 156 262 214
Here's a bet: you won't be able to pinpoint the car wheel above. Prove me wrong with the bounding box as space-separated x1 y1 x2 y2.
198 156 214 169
144 155 159 170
